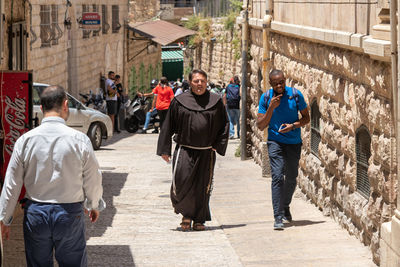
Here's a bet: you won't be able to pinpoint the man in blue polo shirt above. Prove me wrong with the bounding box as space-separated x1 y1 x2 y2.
257 69 310 230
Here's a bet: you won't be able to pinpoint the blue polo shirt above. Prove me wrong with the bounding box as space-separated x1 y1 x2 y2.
258 86 307 144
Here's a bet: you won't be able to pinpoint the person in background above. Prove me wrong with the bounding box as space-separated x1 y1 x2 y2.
174 80 190 97
210 81 225 100
224 76 241 139
138 77 174 133
105 71 118 131
114 75 124 133
0 85 105 265
137 79 159 134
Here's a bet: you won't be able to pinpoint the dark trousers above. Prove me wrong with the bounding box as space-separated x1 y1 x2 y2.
267 140 302 219
114 98 121 131
23 200 87 267
158 109 168 129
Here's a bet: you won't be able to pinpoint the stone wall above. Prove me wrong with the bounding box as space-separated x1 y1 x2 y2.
129 0 159 23
248 29 395 264
193 18 241 85
194 16 395 264
28 0 128 97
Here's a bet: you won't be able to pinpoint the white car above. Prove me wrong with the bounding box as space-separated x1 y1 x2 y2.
33 83 113 150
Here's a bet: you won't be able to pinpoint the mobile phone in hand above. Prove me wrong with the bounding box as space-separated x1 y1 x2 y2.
278 124 285 131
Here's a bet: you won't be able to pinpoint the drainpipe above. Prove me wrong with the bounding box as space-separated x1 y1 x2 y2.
261 0 273 175
240 0 249 161
396 0 400 215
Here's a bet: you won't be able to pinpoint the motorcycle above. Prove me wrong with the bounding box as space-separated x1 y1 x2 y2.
124 94 160 133
79 88 107 114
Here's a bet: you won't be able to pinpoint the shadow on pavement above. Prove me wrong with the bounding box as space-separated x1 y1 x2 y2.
102 131 134 147
86 245 135 267
286 220 326 227
85 171 128 237
206 224 247 231
171 223 247 232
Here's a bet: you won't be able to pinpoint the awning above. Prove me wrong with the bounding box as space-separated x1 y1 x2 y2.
162 50 184 62
127 20 196 46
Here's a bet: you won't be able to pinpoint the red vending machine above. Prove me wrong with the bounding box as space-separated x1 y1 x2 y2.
0 71 32 191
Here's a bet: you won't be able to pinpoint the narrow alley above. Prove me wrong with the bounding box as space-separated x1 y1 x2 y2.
83 132 376 267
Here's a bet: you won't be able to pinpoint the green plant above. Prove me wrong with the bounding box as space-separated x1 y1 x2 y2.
139 63 146 92
229 0 242 13
223 10 239 32
184 14 201 31
235 144 241 157
184 66 192 78
232 31 241 60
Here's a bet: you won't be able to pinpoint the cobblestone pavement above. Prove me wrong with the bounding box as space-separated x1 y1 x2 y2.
3 131 376 266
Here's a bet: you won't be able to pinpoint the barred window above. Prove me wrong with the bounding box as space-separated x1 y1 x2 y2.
102 5 109 34
112 5 121 33
356 126 371 199
82 5 91 39
92 5 100 37
310 99 321 157
51 5 59 45
40 5 51 47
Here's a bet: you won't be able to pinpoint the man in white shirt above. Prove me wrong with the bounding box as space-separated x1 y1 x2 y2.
105 71 118 131
0 85 105 266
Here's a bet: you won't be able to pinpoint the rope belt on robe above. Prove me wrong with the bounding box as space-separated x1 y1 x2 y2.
172 144 213 196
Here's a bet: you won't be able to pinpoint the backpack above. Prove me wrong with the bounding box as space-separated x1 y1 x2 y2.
226 84 240 109
265 87 300 111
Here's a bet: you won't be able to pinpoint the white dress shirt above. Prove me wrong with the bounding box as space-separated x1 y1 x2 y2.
0 116 105 225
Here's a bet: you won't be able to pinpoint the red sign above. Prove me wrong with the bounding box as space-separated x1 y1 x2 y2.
0 71 32 199
82 12 101 30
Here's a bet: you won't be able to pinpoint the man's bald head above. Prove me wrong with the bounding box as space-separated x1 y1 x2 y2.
40 85 67 113
269 69 284 80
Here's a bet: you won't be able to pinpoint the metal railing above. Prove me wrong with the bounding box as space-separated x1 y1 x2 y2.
195 0 233 18
160 0 196 7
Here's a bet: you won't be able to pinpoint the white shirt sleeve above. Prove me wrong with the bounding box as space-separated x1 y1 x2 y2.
82 137 105 211
0 138 25 225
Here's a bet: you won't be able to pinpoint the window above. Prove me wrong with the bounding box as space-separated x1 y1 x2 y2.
68 95 77 108
40 5 51 47
51 5 59 45
112 5 121 33
92 5 100 37
310 99 321 157
11 22 27 70
102 5 109 34
82 5 91 39
356 126 371 199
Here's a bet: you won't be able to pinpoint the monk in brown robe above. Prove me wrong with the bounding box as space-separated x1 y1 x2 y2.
157 69 229 231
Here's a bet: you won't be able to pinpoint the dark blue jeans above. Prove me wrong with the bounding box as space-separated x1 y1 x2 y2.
23 200 87 267
267 140 302 219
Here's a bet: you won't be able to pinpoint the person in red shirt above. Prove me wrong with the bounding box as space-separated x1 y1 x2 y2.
138 77 174 132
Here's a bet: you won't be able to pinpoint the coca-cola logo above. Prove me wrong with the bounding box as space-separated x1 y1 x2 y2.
4 96 26 156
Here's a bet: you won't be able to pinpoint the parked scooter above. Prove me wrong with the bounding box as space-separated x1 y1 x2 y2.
79 88 107 114
124 94 160 133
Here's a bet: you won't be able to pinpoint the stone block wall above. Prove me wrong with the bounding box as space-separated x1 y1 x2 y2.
28 0 128 97
129 0 159 23
193 18 241 85
193 18 394 263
